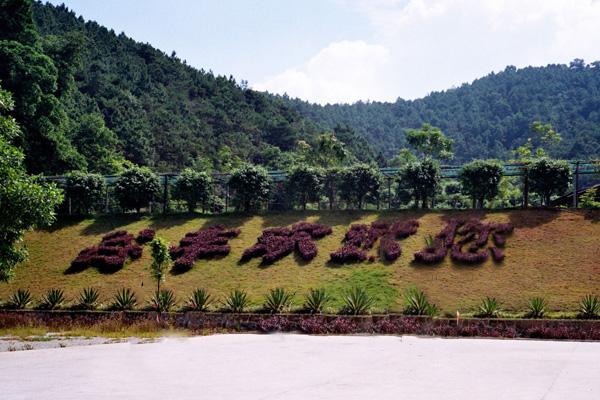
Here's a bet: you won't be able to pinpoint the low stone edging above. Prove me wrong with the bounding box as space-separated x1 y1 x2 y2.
1 310 599 340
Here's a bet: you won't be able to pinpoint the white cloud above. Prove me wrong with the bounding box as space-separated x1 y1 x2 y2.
254 0 600 104
254 40 391 104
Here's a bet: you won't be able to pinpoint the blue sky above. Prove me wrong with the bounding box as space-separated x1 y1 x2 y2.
48 0 600 104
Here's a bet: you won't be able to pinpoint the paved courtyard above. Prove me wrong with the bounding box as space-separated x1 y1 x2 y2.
1 334 599 399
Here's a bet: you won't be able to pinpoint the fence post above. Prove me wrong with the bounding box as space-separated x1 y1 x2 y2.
105 186 109 213
522 170 529 209
387 177 391 209
225 183 229 213
68 197 72 215
573 161 580 208
162 174 169 214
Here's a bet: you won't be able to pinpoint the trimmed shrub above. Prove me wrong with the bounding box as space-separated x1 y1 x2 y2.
70 230 142 272
338 164 382 209
285 164 324 210
397 158 441 208
458 159 502 208
172 168 212 212
242 222 332 264
228 164 270 212
527 158 570 206
64 171 106 215
114 166 161 213
170 225 240 271
136 228 155 244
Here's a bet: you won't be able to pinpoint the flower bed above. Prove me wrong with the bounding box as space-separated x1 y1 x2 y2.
169 225 240 270
242 222 332 264
330 219 419 263
70 230 143 272
414 219 513 265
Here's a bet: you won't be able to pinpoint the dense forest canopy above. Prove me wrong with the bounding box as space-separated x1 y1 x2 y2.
284 61 600 163
1 1 599 176
0 0 375 174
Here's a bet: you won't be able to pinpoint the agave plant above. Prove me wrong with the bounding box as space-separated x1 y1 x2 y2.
78 287 100 310
476 297 500 318
263 288 294 314
303 288 330 314
188 288 213 311
526 297 546 319
8 289 33 309
112 288 137 310
341 286 374 315
150 289 177 312
403 286 438 316
578 294 599 319
223 289 249 313
40 288 66 310
424 234 434 247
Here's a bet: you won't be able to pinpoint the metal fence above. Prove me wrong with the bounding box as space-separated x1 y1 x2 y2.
47 161 600 215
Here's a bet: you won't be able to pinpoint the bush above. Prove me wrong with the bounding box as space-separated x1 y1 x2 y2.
285 164 324 210
578 294 599 319
114 166 161 213
170 225 240 271
8 289 32 309
398 158 440 208
458 160 502 208
188 288 213 312
526 297 546 318
64 171 106 214
263 288 294 314
403 287 438 316
228 164 270 212
112 288 137 310
172 168 212 212
527 158 570 206
338 164 382 209
303 288 330 314
223 289 249 313
150 289 177 312
476 297 500 318
341 287 374 315
40 288 65 310
78 287 100 310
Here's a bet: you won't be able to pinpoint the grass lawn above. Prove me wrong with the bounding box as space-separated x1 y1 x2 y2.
1 209 599 314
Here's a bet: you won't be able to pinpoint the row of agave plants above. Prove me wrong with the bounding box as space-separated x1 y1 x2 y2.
2 287 599 319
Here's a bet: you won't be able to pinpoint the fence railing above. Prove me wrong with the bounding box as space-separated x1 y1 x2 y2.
47 160 600 215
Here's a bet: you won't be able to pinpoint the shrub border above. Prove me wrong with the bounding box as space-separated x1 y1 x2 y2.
1 310 599 341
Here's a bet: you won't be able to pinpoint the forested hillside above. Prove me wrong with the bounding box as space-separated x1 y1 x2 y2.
0 1 374 174
285 62 600 162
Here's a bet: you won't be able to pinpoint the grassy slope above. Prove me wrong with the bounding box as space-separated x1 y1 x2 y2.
1 210 599 314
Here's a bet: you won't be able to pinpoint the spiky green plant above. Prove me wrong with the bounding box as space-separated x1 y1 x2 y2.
341 286 374 315
150 289 177 312
424 234 434 247
8 289 32 309
403 287 438 316
188 288 213 311
112 288 137 310
526 297 546 319
578 294 599 319
224 289 249 313
263 288 294 314
303 288 331 314
476 297 500 318
40 288 65 310
78 287 100 310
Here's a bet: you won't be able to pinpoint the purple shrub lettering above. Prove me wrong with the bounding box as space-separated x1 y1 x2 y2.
70 230 143 272
136 228 155 244
170 225 240 271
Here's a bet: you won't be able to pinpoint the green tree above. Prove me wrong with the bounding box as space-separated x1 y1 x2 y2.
514 121 562 160
405 123 453 160
0 0 84 173
114 165 161 213
398 158 441 208
458 159 503 208
64 171 105 215
286 164 324 210
72 113 120 174
149 236 171 295
172 168 212 213
338 164 382 209
0 85 63 281
228 164 270 212
527 158 570 206
323 167 340 210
